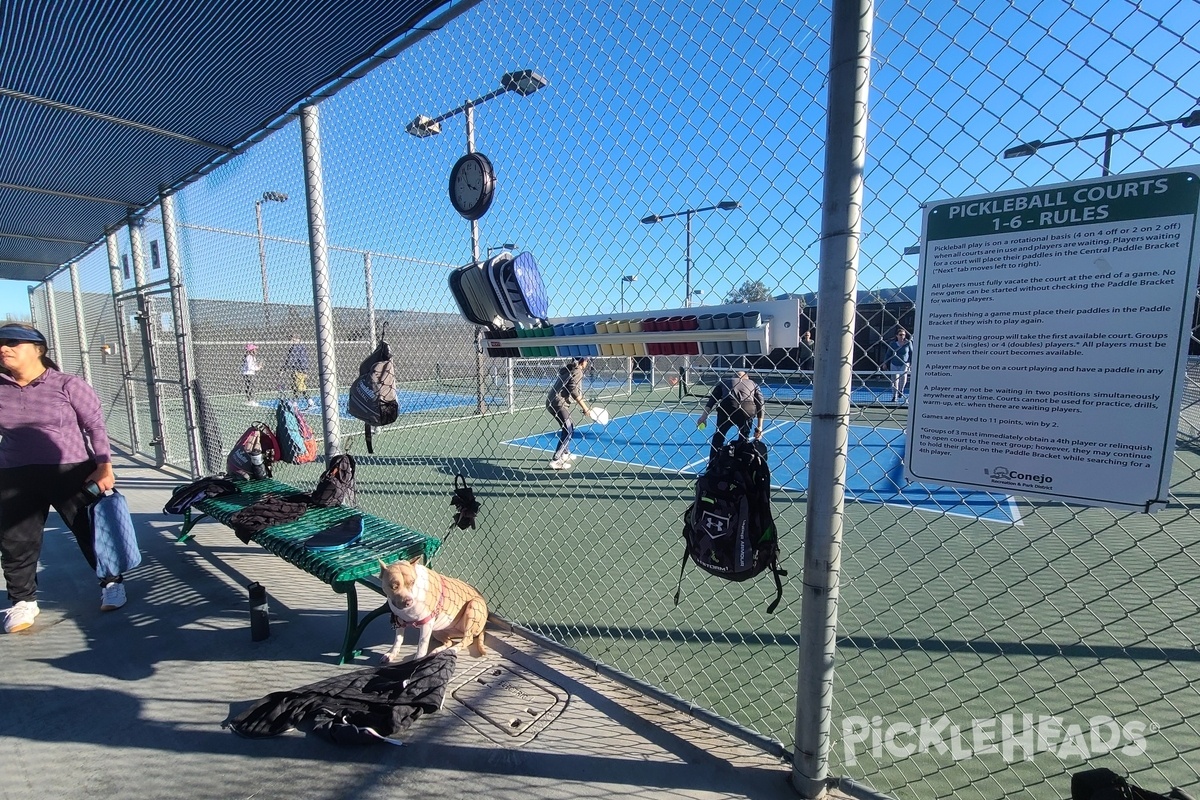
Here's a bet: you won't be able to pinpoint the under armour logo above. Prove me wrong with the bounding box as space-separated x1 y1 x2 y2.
702 512 730 536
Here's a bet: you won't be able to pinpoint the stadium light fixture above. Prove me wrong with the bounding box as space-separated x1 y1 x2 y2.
255 191 288 327
409 73 549 415
1002 109 1200 175
405 70 548 143
486 243 518 259
639 200 741 307
406 70 549 262
500 70 549 97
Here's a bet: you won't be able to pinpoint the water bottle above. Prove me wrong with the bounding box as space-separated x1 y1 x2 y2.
249 449 265 479
248 582 270 641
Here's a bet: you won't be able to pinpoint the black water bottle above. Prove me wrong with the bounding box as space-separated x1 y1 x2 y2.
248 582 270 641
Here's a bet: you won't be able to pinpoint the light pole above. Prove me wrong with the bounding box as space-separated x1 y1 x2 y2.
408 71 548 415
486 242 518 260
406 70 548 263
690 289 704 305
620 274 637 312
640 199 741 307
255 190 288 327
1003 109 1200 176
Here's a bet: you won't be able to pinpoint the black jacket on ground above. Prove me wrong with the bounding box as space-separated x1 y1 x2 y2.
228 650 457 742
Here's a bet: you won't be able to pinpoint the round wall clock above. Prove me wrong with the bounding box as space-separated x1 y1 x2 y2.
448 152 496 221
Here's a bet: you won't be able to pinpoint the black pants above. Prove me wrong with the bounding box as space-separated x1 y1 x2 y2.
546 401 573 460
0 462 113 603
710 406 754 462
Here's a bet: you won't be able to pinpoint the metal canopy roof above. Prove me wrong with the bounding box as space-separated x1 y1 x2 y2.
0 0 460 283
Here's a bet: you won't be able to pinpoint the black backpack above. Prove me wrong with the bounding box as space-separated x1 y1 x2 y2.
347 335 398 454
1072 768 1194 800
311 453 357 508
164 476 239 515
675 439 786 613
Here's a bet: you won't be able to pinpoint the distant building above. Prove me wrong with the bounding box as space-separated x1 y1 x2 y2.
773 285 916 372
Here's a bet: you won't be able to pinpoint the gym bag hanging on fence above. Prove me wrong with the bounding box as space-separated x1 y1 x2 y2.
675 439 786 613
347 331 398 454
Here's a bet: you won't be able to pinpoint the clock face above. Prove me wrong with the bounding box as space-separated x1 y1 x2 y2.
448 153 495 221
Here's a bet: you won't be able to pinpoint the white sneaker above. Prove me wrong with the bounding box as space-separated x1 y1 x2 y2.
4 600 39 633
549 458 571 470
101 582 127 611
563 453 578 462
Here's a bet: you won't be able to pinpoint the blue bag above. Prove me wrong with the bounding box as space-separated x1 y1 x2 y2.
276 399 318 464
90 490 142 579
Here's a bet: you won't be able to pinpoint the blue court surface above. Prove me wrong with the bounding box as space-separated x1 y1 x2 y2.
693 379 905 406
505 409 1020 524
762 383 905 406
255 389 496 419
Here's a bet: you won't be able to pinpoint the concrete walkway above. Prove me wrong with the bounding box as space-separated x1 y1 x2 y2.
0 452 861 800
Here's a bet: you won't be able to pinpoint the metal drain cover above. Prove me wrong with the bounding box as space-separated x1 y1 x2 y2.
448 663 567 742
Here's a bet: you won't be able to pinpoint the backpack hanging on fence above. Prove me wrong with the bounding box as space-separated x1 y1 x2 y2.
347 333 398 454
276 398 319 464
226 422 280 481
311 453 357 508
675 439 786 613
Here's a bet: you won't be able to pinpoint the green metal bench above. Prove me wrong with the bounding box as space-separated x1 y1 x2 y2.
176 478 441 664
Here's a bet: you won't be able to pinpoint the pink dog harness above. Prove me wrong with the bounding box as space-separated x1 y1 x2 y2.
390 578 446 629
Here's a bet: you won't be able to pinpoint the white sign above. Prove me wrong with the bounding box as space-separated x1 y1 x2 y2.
906 168 1200 511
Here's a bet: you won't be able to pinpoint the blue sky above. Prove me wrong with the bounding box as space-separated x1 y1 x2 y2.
8 0 1198 321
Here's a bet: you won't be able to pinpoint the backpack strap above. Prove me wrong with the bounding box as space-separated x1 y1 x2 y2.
765 557 785 614
364 423 375 454
673 503 696 606
673 550 689 607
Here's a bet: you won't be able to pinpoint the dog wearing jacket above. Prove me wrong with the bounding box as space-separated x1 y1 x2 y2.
379 558 489 663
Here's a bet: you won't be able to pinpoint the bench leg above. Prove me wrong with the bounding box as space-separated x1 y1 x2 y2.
333 582 360 665
333 581 392 665
175 509 212 544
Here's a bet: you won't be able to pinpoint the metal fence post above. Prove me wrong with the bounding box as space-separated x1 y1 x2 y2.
106 232 141 450
160 191 203 477
792 0 874 795
68 263 93 383
363 251 377 345
300 103 343 457
128 217 169 467
44 275 63 365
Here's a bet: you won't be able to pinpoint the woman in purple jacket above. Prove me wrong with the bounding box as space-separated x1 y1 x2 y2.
0 324 125 634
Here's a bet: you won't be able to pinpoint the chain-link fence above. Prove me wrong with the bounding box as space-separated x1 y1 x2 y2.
29 1 1199 798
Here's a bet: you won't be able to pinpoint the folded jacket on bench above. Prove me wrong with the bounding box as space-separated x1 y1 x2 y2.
229 494 311 544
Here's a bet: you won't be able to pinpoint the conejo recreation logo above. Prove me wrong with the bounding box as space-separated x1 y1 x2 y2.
985 466 1054 487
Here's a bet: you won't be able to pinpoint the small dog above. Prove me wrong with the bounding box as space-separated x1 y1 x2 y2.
379 558 489 664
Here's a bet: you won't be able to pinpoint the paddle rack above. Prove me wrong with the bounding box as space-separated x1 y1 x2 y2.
482 298 801 359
